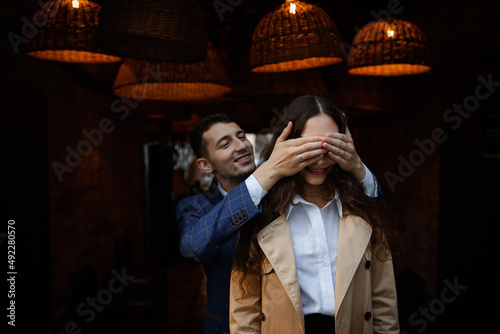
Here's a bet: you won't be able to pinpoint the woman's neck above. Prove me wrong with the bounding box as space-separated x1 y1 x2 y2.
299 184 329 208
302 183 326 194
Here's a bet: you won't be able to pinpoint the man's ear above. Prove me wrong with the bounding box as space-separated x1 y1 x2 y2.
197 158 213 174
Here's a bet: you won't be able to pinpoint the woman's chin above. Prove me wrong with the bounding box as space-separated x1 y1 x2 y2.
301 175 326 186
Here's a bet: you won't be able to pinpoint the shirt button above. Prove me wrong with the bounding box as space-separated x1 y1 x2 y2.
364 312 372 321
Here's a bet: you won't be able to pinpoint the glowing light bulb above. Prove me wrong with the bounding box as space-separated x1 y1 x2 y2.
72 0 79 8
387 30 395 38
290 3 296 14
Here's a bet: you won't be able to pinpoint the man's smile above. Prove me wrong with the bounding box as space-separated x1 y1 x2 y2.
234 153 252 163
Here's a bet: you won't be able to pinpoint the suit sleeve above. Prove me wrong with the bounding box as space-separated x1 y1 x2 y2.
176 182 261 263
230 269 262 333
362 164 386 206
373 174 386 206
371 244 400 333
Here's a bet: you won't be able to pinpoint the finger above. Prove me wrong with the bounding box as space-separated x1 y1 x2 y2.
287 135 323 147
277 121 293 143
323 132 348 143
322 139 348 152
300 148 328 161
295 141 325 154
326 141 355 160
328 151 347 166
302 154 325 166
327 145 351 162
323 142 343 155
345 125 352 139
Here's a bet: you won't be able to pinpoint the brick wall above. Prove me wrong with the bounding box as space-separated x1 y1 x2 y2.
2 53 150 325
44 61 148 322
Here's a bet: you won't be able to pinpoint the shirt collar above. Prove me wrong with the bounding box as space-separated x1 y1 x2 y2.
217 182 228 197
286 191 343 219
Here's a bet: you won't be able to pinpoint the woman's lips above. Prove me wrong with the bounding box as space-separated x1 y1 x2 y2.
306 167 327 175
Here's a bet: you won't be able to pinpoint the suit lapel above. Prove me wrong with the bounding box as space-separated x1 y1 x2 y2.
257 214 305 330
334 214 372 316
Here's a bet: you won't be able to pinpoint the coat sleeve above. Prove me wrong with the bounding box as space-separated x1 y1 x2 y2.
176 182 261 263
370 244 400 334
230 269 262 333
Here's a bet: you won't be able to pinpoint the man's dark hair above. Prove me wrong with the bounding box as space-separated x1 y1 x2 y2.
190 113 235 158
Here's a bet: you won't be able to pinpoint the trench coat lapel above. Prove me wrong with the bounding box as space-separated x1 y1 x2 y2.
334 214 372 316
257 213 305 330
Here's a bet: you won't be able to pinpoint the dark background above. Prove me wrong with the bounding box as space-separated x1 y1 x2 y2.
2 0 499 333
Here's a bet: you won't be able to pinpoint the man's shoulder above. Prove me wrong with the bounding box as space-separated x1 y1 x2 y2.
178 190 211 207
177 180 251 211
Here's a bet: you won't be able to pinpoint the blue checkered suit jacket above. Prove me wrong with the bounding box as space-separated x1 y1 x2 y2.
176 178 262 334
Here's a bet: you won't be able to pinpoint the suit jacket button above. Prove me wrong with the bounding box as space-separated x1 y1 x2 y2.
364 312 372 320
260 313 266 321
365 260 371 269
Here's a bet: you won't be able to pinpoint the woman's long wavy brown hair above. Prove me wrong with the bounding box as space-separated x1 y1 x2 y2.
233 95 396 293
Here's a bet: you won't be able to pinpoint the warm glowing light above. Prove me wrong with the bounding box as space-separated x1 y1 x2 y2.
387 29 395 38
72 0 79 8
290 3 296 14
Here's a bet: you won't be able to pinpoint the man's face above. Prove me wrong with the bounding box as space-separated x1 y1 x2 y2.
199 122 255 189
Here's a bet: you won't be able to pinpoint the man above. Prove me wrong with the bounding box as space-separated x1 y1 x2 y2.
176 113 382 334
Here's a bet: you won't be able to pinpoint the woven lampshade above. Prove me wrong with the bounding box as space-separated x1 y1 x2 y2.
348 18 431 76
113 41 231 101
95 0 207 62
250 0 343 73
26 0 121 63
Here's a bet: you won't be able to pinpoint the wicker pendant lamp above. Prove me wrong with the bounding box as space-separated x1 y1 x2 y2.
250 0 343 73
348 18 431 76
26 0 121 63
95 0 207 62
113 41 231 101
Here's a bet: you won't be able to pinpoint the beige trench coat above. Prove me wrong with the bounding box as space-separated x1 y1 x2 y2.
230 212 399 334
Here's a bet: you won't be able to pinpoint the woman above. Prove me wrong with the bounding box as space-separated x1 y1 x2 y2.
230 95 399 334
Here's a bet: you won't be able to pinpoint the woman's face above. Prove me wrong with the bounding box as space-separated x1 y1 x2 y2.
299 113 339 186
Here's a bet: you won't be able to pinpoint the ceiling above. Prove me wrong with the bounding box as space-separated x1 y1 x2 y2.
1 0 499 129
0 0 437 63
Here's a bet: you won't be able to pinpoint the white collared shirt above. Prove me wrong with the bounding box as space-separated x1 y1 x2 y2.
286 194 342 316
